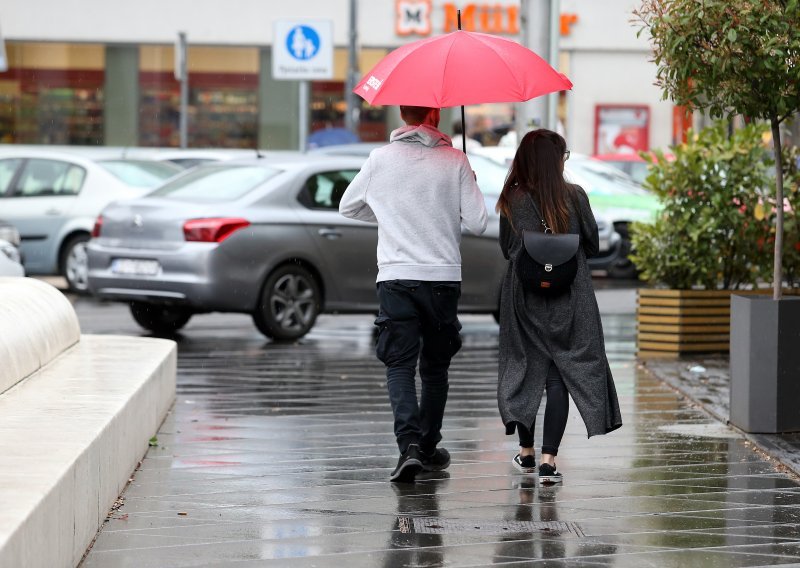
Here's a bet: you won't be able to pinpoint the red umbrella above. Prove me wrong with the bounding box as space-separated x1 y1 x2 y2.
354 26 572 151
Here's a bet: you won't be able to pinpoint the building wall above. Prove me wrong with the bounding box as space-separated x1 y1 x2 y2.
560 0 675 155
0 0 678 153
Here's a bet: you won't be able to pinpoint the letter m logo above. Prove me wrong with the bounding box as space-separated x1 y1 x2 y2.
396 0 432 36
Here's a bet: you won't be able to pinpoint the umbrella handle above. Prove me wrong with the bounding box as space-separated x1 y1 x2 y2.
461 105 466 154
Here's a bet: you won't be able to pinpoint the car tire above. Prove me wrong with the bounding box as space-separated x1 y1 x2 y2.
608 255 640 280
129 302 192 333
608 223 640 280
253 264 320 341
60 233 91 294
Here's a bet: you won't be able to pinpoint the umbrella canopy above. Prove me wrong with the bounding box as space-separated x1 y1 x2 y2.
307 127 360 149
354 30 572 108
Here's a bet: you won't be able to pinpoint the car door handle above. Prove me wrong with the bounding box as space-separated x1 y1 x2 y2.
45 208 62 216
318 228 342 240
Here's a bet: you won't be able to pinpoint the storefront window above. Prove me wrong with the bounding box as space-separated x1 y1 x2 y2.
310 81 387 143
0 43 105 145
139 46 258 148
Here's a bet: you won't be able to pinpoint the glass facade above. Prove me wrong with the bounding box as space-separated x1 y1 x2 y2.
139 46 259 148
0 41 389 148
0 43 105 145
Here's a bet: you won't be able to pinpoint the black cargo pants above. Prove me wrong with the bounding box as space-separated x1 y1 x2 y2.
375 280 463 455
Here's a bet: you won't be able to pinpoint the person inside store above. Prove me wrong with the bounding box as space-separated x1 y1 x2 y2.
339 105 488 483
494 129 622 484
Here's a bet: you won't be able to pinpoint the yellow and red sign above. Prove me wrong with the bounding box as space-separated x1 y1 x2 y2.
395 1 578 37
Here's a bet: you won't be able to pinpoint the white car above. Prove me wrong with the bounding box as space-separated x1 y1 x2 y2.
0 220 24 277
0 148 182 291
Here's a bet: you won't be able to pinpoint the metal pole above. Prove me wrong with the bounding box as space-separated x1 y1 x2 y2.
345 0 360 134
547 0 560 133
299 80 309 151
516 0 549 143
178 32 188 149
458 10 467 153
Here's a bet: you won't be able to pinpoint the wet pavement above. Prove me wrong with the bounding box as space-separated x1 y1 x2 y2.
69 288 800 567
643 357 800 479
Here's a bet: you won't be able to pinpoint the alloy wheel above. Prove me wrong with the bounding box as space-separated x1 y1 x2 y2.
269 273 316 332
65 241 89 292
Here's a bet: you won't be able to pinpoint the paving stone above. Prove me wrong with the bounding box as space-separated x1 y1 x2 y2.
71 290 800 567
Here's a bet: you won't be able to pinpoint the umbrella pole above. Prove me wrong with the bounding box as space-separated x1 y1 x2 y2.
460 105 466 154
458 10 466 154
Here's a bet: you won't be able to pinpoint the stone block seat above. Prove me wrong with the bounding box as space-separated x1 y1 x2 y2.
0 278 176 567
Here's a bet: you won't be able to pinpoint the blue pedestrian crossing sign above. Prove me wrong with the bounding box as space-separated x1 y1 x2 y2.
273 20 333 80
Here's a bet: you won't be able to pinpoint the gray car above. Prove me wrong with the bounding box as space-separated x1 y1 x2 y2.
87 154 507 340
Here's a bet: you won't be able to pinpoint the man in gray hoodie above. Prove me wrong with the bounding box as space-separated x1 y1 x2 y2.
339 106 488 482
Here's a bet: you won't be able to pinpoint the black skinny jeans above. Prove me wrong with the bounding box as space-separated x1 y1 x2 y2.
517 364 569 456
375 280 462 455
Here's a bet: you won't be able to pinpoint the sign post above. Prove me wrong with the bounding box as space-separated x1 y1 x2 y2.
0 23 7 73
272 20 333 151
175 32 188 149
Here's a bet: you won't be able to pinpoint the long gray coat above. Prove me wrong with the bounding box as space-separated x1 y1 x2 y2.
497 185 622 439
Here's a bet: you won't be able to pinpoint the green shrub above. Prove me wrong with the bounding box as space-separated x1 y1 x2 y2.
631 122 774 289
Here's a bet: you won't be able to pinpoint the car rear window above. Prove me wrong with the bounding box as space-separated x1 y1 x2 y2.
99 159 183 188
148 165 280 202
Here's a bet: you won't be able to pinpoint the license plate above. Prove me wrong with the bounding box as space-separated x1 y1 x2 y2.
111 258 161 276
598 238 610 252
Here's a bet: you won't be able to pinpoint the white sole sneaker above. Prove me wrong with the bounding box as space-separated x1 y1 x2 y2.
512 454 536 473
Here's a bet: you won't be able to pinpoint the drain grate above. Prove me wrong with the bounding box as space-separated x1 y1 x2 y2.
397 517 585 537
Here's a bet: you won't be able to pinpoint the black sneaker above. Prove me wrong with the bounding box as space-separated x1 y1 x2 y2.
538 462 563 484
421 447 450 471
390 444 423 483
513 453 536 473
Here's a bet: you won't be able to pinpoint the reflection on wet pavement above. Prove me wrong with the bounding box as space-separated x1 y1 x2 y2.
73 295 800 568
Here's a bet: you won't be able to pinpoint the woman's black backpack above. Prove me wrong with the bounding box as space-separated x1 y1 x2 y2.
514 193 580 295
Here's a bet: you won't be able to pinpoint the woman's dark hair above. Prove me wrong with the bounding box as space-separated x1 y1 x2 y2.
496 129 572 234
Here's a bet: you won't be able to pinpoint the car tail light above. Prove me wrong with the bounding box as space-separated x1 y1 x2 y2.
183 218 250 243
91 215 103 238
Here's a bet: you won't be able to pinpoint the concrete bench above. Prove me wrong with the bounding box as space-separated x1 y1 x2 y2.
0 278 176 568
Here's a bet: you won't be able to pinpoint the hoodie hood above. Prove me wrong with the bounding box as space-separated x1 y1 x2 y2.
390 124 453 148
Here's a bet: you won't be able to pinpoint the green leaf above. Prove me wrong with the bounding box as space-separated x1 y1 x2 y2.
727 28 737 42
149 436 159 447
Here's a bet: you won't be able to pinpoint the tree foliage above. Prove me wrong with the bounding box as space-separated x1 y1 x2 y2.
635 0 800 297
635 0 800 122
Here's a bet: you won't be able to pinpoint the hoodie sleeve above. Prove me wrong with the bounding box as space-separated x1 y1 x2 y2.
338 155 378 223
459 159 489 235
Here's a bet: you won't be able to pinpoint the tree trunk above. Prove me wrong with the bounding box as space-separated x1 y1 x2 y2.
771 117 784 301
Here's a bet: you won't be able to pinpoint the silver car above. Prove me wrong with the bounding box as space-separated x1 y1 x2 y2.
87 154 507 340
0 149 182 291
0 220 24 277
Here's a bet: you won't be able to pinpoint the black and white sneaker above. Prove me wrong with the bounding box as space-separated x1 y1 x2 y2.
421 447 450 471
390 444 423 483
538 462 563 484
513 453 536 473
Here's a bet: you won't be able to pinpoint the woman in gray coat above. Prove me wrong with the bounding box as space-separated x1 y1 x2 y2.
496 129 622 483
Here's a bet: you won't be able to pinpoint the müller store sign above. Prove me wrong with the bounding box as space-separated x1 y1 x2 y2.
396 0 579 36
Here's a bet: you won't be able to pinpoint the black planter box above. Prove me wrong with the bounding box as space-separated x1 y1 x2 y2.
729 295 800 433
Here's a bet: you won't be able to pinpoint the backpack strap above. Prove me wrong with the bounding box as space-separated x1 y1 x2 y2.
526 186 583 235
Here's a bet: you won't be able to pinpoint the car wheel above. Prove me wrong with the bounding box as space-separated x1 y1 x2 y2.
129 302 192 333
253 264 320 341
60 234 90 293
608 255 640 280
